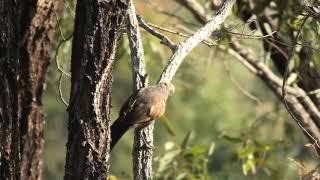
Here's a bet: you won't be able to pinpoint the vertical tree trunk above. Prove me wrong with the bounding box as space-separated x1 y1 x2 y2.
18 1 61 179
0 0 61 179
0 1 20 179
64 0 127 179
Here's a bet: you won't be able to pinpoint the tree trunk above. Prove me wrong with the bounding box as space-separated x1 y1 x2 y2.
0 0 61 179
18 1 61 179
0 1 20 179
64 0 127 179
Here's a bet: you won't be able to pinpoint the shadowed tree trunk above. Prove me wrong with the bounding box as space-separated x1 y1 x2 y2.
64 0 128 179
0 0 61 179
0 1 20 179
18 1 61 179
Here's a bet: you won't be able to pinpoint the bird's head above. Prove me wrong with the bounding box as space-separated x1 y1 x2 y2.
159 82 175 96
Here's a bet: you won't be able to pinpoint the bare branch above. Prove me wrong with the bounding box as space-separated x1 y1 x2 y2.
126 1 152 179
137 15 177 51
298 0 320 18
309 89 320 95
177 0 320 152
54 33 73 107
142 21 217 47
127 12 147 90
159 0 236 83
230 40 320 148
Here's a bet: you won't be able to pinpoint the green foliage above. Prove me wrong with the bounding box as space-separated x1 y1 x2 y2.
154 132 214 179
43 0 320 179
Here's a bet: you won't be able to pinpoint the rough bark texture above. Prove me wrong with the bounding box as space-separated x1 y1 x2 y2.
126 1 153 179
64 0 128 179
18 1 61 179
0 0 60 179
0 1 20 179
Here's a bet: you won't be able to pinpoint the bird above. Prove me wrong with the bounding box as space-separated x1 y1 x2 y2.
110 82 174 151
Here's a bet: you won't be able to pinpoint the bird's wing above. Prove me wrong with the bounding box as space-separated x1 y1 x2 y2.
119 92 138 118
147 101 165 120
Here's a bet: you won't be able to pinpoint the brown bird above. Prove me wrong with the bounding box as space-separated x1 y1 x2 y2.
110 82 174 151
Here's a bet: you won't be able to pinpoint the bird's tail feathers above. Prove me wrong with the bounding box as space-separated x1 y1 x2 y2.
110 119 130 151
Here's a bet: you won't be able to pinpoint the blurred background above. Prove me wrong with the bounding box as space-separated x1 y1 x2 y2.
44 0 319 179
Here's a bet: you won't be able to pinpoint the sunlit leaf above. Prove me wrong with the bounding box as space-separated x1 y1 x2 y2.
207 142 215 156
263 23 273 34
238 146 256 158
176 173 187 180
242 154 257 175
164 141 175 150
184 145 208 157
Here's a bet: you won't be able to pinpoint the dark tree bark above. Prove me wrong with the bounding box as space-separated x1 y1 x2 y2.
64 0 127 179
18 1 61 179
0 1 20 179
0 0 61 179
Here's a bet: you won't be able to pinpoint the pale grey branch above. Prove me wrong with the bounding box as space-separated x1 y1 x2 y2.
177 0 320 150
126 1 153 180
159 0 236 83
137 15 177 51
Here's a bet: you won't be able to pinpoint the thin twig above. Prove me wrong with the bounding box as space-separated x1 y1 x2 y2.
175 0 320 151
282 16 309 100
159 0 236 83
227 30 277 39
223 59 262 104
53 7 66 40
280 16 320 149
230 39 320 150
137 15 177 51
145 21 217 47
308 89 320 95
54 34 73 106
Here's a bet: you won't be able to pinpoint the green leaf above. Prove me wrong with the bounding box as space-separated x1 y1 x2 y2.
184 145 208 157
242 154 257 175
286 73 298 85
238 146 256 158
181 131 194 149
176 173 187 180
292 15 305 30
221 134 243 143
160 115 176 136
263 23 273 34
164 141 175 151
157 150 180 173
207 142 215 156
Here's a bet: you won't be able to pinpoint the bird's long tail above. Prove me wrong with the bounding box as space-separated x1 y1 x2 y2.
110 119 130 151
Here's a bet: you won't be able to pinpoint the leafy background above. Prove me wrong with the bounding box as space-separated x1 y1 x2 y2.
43 0 319 179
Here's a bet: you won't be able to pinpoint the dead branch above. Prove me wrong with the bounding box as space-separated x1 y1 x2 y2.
126 1 152 180
158 0 236 83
